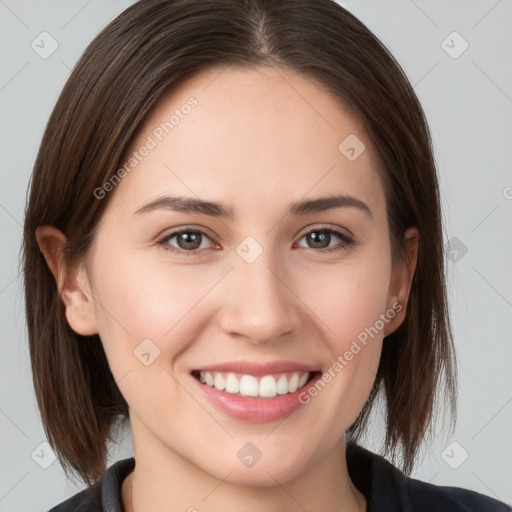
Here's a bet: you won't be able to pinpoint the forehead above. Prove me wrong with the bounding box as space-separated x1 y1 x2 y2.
107 65 385 218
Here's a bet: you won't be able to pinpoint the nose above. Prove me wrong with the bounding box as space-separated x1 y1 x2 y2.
218 251 302 345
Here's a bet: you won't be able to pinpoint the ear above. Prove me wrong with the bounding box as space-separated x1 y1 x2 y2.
35 225 98 336
383 227 419 336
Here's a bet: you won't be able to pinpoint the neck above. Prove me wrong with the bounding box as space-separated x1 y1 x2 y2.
122 415 366 512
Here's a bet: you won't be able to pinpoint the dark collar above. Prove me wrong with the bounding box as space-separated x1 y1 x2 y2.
50 444 511 511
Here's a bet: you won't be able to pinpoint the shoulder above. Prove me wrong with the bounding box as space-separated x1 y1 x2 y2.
47 485 100 512
46 457 135 512
346 443 511 512
403 473 511 511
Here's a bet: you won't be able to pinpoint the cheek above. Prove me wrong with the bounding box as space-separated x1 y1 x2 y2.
89 250 208 423
296 252 391 422
301 252 392 349
91 247 211 341
88 246 232 420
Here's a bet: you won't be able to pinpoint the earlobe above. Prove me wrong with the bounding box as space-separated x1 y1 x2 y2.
35 225 98 336
384 227 419 336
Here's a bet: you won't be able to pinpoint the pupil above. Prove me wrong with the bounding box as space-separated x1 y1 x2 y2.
309 231 329 248
179 232 201 250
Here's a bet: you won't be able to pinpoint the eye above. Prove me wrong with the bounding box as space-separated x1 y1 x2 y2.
157 228 216 255
157 225 355 256
296 226 354 253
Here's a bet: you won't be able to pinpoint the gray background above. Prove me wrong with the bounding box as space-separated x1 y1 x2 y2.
1 0 511 510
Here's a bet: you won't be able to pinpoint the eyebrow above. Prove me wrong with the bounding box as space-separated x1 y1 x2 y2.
133 194 372 218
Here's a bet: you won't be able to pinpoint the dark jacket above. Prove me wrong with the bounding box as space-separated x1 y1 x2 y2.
48 444 511 511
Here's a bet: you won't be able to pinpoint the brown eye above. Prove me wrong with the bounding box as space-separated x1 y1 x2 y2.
174 231 203 250
158 229 214 254
296 227 354 252
305 230 332 249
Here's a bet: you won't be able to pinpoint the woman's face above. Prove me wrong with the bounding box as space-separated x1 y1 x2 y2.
73 66 415 484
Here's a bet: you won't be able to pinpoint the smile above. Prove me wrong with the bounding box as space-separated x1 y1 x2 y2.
195 370 312 398
190 364 322 423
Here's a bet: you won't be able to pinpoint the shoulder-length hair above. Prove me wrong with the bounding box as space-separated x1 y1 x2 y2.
22 0 456 485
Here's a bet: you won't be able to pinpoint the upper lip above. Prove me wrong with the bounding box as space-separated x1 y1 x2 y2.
193 360 320 376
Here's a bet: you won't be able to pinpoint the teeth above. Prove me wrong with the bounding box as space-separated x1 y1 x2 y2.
225 373 240 393
198 370 311 398
240 375 259 396
276 374 288 394
288 373 299 393
298 373 309 388
214 373 225 391
259 375 277 398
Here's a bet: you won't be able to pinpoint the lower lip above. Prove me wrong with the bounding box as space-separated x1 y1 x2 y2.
191 372 321 423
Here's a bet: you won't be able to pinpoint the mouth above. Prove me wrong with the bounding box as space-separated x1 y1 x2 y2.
191 369 321 399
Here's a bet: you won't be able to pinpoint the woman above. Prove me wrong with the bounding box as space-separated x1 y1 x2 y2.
22 0 511 511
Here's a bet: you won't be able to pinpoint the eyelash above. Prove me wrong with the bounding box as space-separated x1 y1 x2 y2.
156 225 355 257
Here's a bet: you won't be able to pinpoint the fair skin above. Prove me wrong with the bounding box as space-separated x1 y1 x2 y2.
36 66 418 512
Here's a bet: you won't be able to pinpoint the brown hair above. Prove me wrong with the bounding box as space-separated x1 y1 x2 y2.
22 0 456 485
